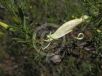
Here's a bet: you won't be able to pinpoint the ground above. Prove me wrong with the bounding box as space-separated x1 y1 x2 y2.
0 0 102 76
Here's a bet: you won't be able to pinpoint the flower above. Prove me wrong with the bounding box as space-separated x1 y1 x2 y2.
0 21 9 29
46 15 89 42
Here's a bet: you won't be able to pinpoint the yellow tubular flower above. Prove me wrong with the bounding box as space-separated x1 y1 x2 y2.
0 21 9 29
46 15 89 42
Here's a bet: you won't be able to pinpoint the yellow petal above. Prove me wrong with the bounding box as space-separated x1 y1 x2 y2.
0 21 9 29
97 29 101 33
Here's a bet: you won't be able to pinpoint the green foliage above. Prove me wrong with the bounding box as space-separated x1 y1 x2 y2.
0 0 102 76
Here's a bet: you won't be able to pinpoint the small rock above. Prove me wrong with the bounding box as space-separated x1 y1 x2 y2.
46 53 61 64
50 54 61 64
84 47 95 51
